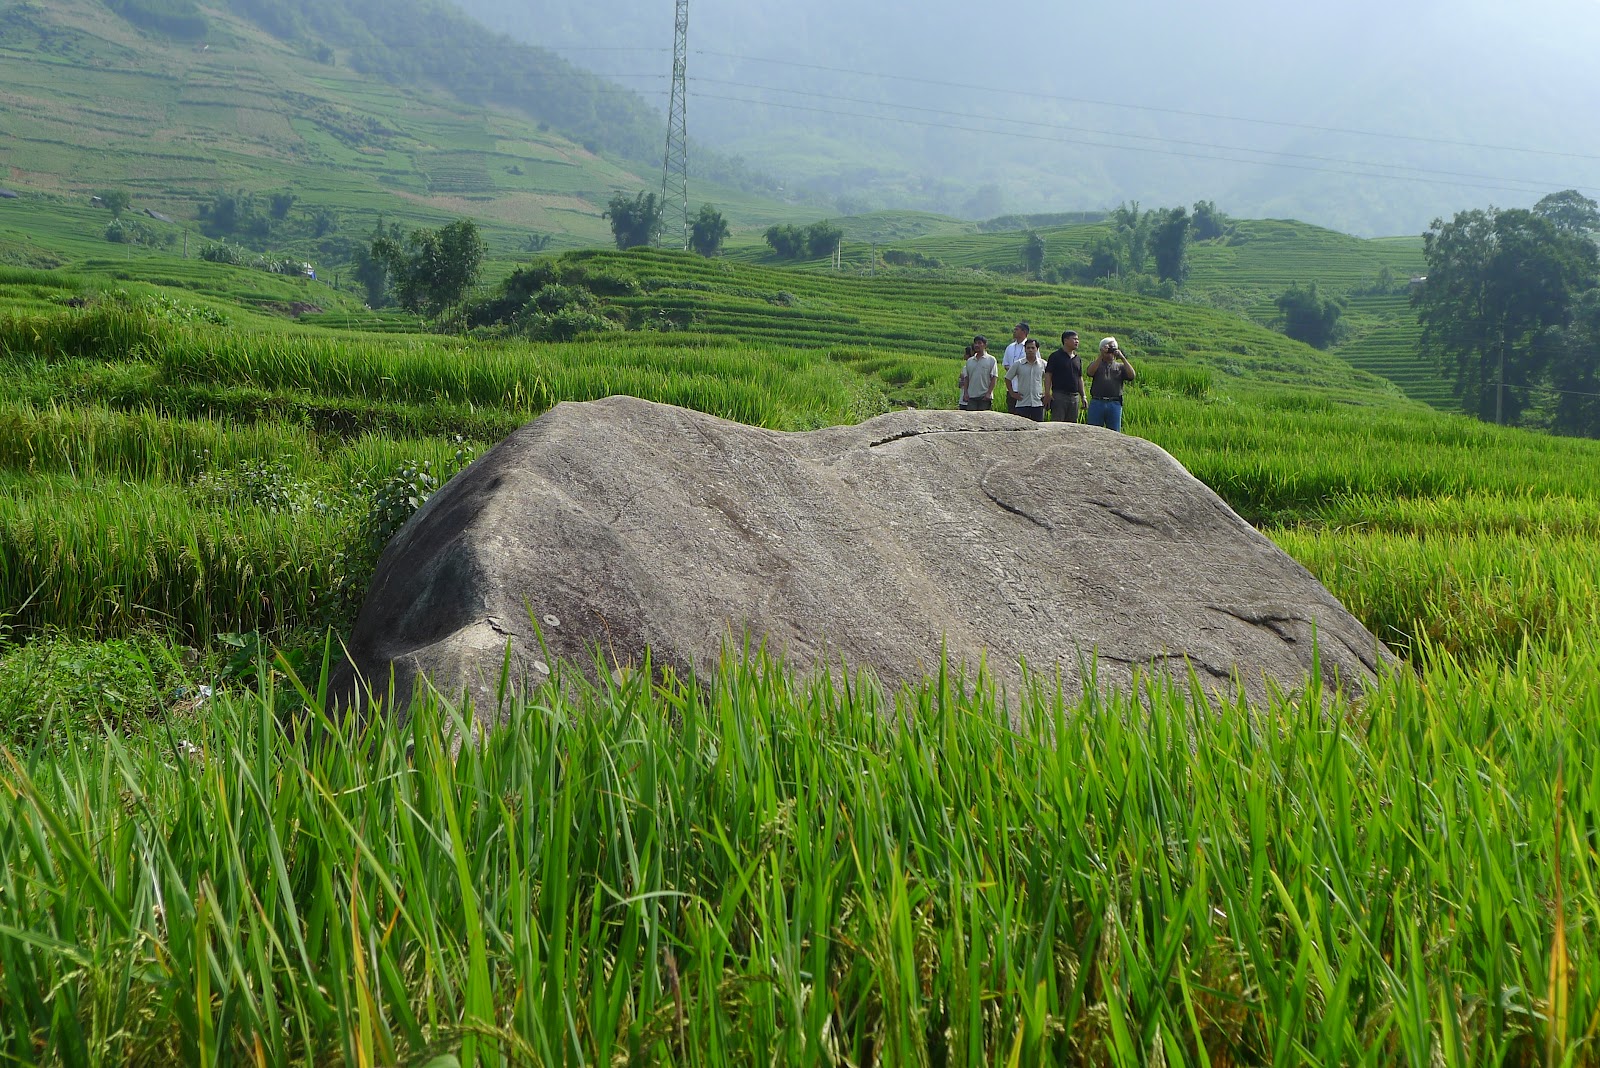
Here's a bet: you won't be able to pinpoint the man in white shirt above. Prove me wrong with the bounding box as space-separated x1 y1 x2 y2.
959 335 998 411
1006 338 1047 421
1001 321 1031 414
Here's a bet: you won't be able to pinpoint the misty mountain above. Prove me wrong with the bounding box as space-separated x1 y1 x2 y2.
450 0 1600 235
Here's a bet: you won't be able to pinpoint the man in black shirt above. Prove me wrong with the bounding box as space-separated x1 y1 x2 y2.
1043 330 1085 423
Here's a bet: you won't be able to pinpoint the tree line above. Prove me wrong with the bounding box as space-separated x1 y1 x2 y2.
1414 190 1600 435
1013 200 1229 294
603 193 733 258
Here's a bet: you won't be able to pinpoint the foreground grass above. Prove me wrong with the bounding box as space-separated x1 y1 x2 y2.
2 640 1595 1065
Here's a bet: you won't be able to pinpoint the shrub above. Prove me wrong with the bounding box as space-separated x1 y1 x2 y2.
0 635 180 742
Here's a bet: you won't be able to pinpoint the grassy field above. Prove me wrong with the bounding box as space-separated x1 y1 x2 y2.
3 249 1600 1063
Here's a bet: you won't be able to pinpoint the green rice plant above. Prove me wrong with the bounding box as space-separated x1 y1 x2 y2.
0 475 347 639
1273 526 1600 660
0 401 321 482
0 301 174 364
1 637 1597 1064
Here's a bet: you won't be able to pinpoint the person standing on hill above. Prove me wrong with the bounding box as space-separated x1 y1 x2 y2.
1006 338 1047 421
1085 336 1136 431
1043 330 1086 423
1001 322 1031 414
959 335 998 411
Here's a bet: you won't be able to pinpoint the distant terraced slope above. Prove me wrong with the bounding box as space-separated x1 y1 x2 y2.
727 214 1447 410
0 0 799 255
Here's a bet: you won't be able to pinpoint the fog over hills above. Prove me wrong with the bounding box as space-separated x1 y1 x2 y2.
452 0 1600 235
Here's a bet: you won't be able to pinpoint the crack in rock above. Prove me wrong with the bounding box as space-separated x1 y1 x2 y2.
868 425 1034 448
1150 652 1236 681
1208 604 1304 643
1085 498 1163 532
980 474 1052 530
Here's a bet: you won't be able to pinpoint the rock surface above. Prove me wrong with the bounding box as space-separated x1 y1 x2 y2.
333 397 1390 721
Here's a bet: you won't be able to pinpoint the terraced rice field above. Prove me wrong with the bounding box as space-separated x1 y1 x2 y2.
4 247 1600 1064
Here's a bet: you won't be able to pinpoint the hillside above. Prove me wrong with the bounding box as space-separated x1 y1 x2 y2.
456 246 1403 407
722 214 1446 409
0 0 797 262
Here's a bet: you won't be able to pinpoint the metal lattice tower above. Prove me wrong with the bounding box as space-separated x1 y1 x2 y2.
660 0 690 249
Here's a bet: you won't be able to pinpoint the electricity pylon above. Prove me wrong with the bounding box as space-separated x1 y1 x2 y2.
660 0 690 249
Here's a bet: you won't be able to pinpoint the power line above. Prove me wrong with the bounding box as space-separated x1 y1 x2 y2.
689 76 1587 196
693 50 1600 165
685 91 1598 199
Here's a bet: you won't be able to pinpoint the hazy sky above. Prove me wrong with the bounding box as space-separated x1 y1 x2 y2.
458 0 1600 233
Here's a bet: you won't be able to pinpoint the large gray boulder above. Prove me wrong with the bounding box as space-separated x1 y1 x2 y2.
333 397 1389 721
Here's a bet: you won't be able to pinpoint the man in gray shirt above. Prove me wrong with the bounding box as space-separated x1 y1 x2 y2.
1085 336 1136 431
959 335 998 411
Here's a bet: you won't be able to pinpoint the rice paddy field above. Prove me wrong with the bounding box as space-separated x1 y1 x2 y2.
3 248 1600 1065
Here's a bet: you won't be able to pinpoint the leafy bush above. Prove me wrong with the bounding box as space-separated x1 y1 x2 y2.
191 455 329 515
882 249 945 269
333 442 476 618
1275 281 1347 348
199 242 241 264
104 218 163 246
104 289 230 325
0 636 181 742
765 221 843 260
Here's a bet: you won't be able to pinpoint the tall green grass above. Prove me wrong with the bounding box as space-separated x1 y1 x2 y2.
2 305 879 430
0 475 346 638
2 640 1596 1064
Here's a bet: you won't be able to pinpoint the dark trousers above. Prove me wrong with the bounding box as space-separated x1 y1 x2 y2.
1015 405 1044 422
961 397 992 412
1051 394 1080 423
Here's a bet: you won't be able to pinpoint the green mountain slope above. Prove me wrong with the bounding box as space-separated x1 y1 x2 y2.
0 0 794 258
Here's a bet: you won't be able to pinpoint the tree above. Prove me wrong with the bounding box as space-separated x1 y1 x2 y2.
1020 231 1045 279
1192 200 1230 241
269 192 298 220
1149 207 1192 284
1275 281 1345 349
1545 288 1600 437
1415 206 1599 423
95 189 131 218
372 219 486 317
1111 201 1150 274
764 224 804 258
803 220 842 258
1088 235 1126 281
604 191 663 250
1533 189 1600 237
689 204 730 257
765 221 841 260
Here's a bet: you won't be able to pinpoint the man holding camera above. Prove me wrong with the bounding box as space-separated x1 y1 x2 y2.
1085 336 1136 431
